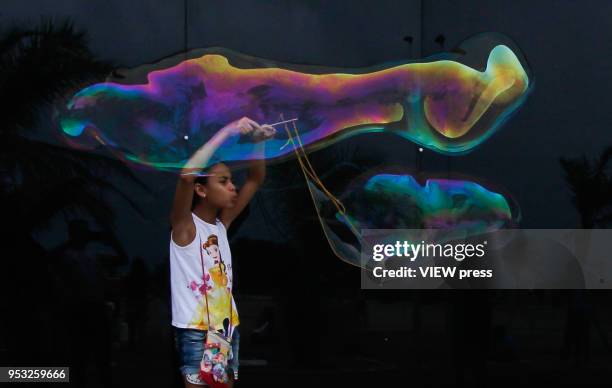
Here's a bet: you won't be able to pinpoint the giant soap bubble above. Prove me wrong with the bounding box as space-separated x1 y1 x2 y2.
59 33 531 171
303 165 519 268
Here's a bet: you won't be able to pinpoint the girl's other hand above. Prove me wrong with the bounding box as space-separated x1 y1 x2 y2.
224 117 276 142
252 124 276 142
226 117 259 136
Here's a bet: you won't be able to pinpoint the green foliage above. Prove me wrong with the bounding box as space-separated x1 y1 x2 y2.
0 18 146 249
560 146 612 227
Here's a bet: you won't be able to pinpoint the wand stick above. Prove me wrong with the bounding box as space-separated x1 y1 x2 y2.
266 118 298 127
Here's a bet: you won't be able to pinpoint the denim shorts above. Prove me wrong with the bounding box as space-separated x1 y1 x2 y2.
174 327 240 380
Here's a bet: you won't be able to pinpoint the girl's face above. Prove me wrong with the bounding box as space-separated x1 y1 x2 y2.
206 244 220 261
195 163 237 209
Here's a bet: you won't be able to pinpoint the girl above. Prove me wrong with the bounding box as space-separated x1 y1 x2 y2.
169 117 275 387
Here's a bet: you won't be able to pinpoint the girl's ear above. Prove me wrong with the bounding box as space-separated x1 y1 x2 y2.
194 183 207 199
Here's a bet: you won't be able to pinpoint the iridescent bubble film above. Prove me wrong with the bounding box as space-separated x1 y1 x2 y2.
59 34 531 170
307 170 518 268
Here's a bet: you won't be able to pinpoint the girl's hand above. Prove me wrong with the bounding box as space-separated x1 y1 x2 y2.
225 117 276 142
227 116 258 136
252 124 276 142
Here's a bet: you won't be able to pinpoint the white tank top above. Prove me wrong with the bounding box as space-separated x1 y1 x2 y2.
170 213 239 334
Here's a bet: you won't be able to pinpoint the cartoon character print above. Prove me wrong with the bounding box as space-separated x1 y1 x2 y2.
200 343 230 383
204 235 229 288
188 234 239 330
201 351 212 373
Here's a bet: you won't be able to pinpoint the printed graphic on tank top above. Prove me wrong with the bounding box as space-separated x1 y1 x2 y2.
170 213 239 335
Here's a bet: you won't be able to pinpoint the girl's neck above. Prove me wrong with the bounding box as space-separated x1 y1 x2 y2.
193 203 219 225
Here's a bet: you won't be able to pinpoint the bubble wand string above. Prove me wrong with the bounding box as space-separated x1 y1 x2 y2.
281 115 362 246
